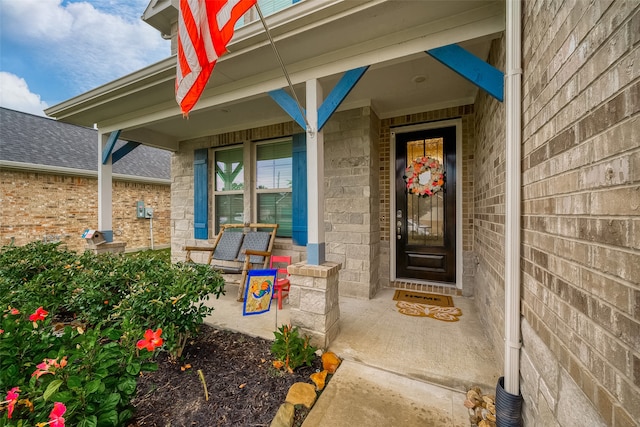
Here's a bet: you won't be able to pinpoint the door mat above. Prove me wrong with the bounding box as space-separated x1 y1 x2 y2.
393 290 454 307
392 291 462 322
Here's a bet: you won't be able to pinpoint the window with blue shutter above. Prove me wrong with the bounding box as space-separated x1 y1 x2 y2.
292 133 307 246
194 148 209 239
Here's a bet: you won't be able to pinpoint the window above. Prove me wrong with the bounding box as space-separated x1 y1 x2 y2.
210 139 294 238
256 139 292 237
214 147 244 234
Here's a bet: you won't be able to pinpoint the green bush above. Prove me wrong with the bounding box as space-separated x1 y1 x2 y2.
271 324 317 373
0 309 156 427
0 243 226 426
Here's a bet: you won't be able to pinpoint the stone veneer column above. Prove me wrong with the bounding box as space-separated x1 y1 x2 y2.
287 262 341 349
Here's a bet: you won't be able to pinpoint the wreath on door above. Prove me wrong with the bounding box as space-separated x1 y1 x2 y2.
404 156 445 197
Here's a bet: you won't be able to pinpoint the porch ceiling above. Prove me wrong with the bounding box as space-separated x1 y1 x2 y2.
45 0 504 151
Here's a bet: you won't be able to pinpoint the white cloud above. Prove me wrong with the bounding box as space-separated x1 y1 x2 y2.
0 72 49 116
1 0 169 95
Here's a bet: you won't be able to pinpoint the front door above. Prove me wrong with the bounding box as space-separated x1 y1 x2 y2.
395 126 456 283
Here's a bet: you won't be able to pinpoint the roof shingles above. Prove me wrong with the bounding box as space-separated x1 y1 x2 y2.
0 108 170 180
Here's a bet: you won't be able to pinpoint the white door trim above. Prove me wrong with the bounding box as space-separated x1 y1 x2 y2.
390 118 463 289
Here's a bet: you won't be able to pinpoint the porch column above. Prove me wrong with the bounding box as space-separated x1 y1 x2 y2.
306 79 325 265
98 132 114 242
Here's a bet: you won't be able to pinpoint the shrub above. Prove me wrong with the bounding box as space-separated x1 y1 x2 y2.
0 243 226 425
114 260 225 359
271 324 317 373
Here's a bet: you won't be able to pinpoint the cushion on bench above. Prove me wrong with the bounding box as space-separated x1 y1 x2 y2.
212 231 244 261
237 232 272 263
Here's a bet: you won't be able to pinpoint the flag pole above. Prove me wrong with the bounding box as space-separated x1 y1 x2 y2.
254 4 312 134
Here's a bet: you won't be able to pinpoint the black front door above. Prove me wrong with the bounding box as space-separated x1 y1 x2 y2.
395 126 456 283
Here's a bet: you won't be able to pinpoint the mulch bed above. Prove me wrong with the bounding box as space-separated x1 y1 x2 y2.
131 324 322 427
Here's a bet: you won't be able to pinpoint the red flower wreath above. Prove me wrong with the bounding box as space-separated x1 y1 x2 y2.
404 156 445 197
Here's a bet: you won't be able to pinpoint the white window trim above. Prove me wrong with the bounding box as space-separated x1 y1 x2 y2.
212 144 246 230
252 137 293 230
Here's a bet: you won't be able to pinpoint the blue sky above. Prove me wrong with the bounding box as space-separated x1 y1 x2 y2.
0 0 170 116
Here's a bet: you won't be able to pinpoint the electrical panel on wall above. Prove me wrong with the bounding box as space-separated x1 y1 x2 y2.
136 201 145 218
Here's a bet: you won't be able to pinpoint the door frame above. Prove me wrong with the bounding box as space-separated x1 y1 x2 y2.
390 118 463 289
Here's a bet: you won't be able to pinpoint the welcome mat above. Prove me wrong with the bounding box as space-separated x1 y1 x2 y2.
392 290 462 322
393 290 454 307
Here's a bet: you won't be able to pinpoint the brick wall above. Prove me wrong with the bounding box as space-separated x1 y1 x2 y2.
519 1 639 425
473 35 507 371
324 107 380 299
0 169 171 252
474 2 639 426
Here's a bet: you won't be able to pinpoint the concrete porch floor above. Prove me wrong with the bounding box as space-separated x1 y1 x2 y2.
203 286 501 426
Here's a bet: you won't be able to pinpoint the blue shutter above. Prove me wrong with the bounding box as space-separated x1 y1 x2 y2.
194 148 209 240
292 133 307 246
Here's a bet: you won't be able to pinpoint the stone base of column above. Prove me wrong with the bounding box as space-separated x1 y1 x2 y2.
86 241 126 255
288 261 341 349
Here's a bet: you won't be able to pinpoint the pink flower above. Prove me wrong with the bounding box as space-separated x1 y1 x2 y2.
0 329 4 334
48 402 66 427
9 307 20 315
137 328 163 351
32 360 54 379
32 357 67 378
5 387 20 419
29 307 48 322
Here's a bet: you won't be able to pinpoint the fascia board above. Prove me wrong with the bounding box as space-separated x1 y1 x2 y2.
0 160 171 185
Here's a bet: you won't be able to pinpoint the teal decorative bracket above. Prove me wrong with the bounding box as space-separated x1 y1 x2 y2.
427 44 504 102
112 142 141 164
269 89 306 129
318 66 368 130
268 66 369 131
101 130 121 165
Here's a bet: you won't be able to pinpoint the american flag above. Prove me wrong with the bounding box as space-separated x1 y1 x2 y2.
176 0 257 116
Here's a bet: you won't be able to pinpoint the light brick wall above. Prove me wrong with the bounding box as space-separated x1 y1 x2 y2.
520 1 639 425
474 2 639 426
324 107 380 299
473 35 507 372
0 169 171 252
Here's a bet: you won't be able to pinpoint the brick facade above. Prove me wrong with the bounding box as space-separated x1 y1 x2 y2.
166 4 639 422
1 169 171 252
474 2 639 426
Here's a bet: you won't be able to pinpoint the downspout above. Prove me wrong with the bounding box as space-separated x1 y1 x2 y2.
497 0 523 426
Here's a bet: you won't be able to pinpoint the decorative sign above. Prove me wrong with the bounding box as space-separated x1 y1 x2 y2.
242 269 277 316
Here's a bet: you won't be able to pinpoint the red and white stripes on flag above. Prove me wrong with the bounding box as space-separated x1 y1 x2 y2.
176 0 257 116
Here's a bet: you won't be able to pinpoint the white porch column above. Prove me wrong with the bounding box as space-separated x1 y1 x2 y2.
98 132 114 242
306 79 325 265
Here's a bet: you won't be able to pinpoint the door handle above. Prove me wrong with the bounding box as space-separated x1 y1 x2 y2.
396 220 402 240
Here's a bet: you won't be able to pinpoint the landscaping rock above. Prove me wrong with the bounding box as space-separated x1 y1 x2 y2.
321 351 341 373
310 369 328 391
466 385 497 427
270 402 295 427
285 382 317 409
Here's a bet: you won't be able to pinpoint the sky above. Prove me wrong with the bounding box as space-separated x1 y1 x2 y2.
0 0 170 117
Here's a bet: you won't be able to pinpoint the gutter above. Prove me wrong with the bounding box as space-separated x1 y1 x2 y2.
504 0 522 396
0 161 171 185
495 2 523 425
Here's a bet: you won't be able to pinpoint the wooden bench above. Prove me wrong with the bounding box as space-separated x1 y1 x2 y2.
184 223 278 301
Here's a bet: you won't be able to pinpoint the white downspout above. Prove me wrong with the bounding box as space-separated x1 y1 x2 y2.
504 0 522 395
